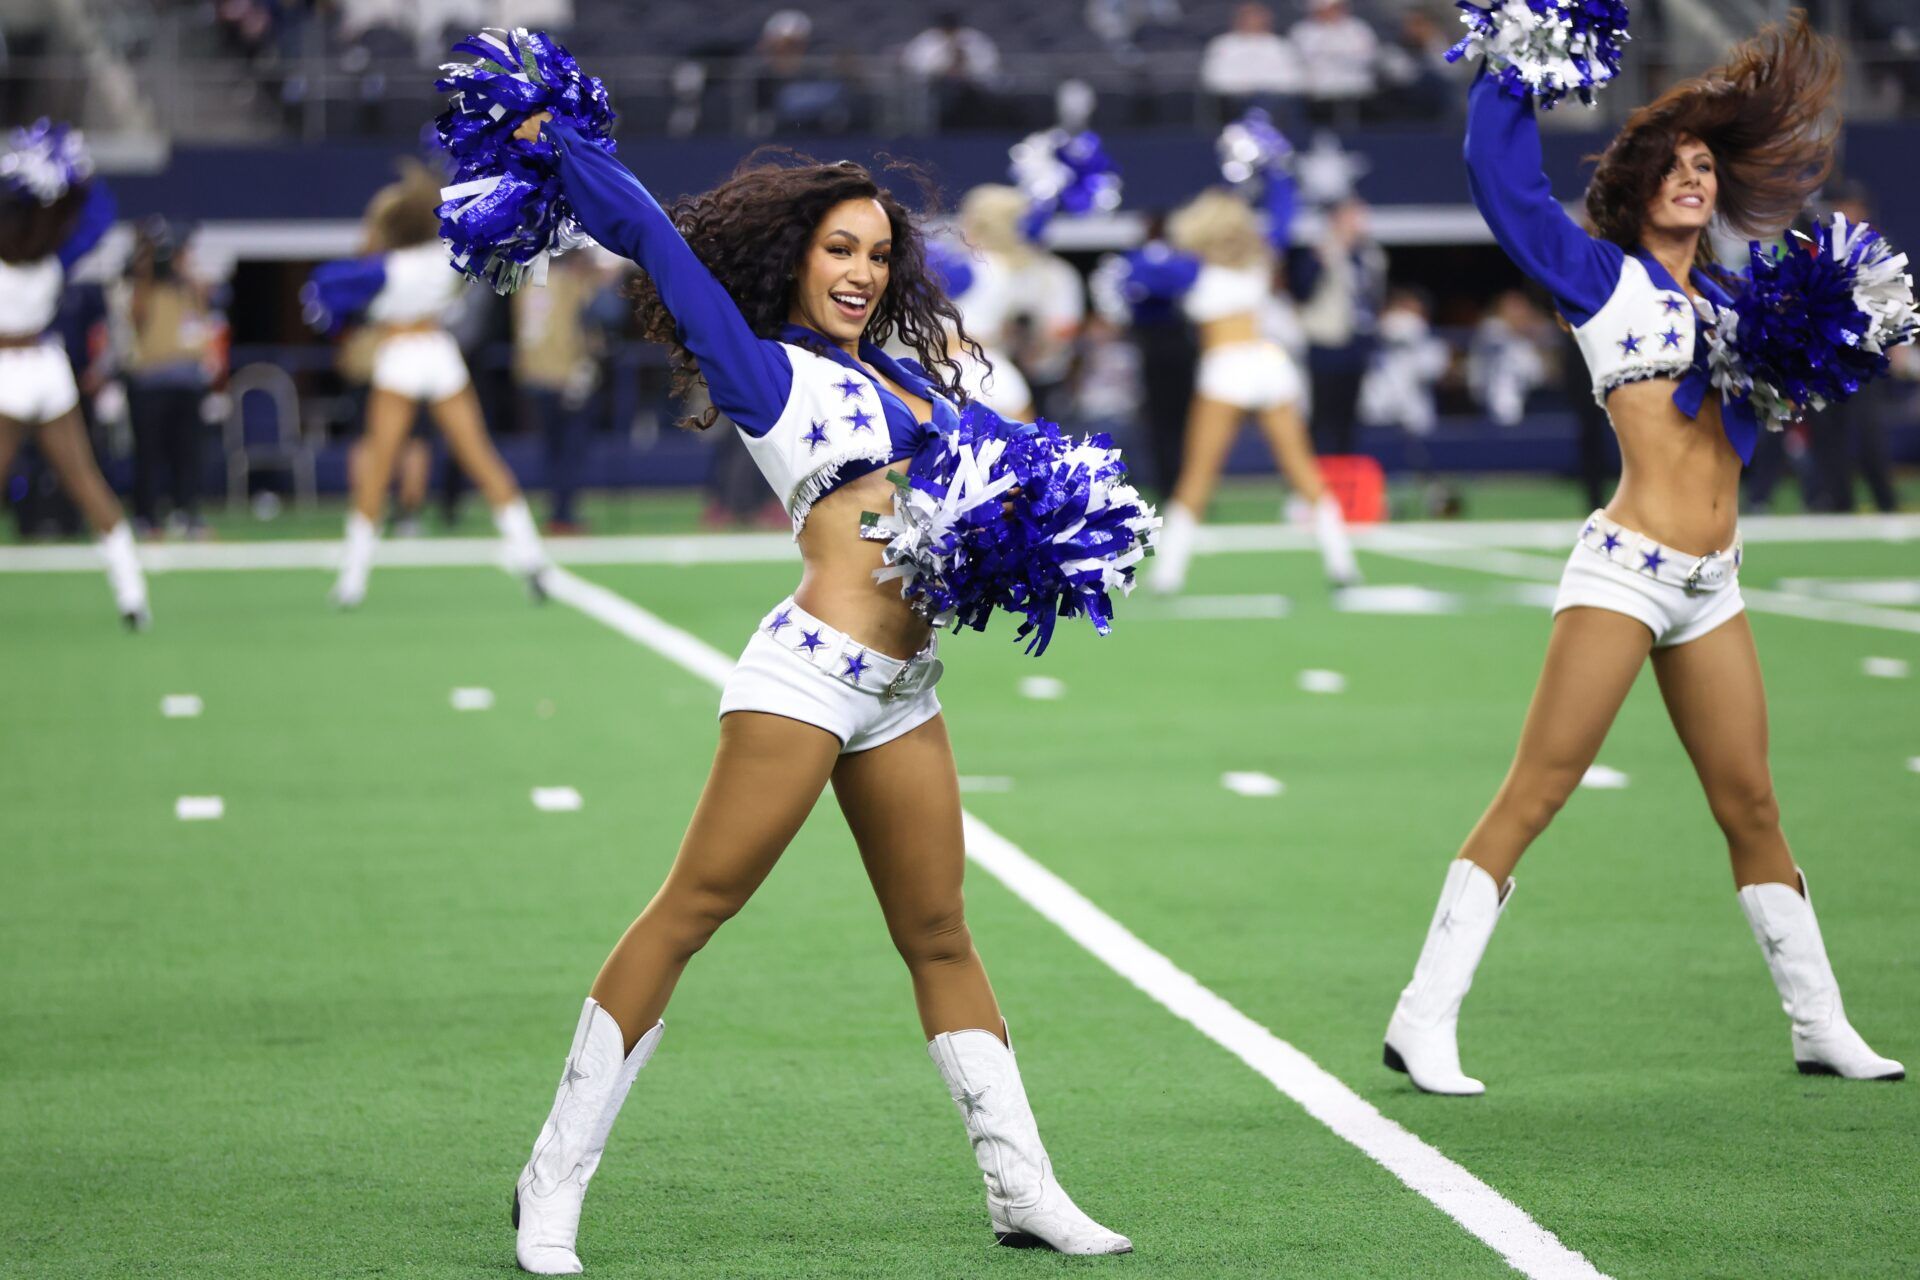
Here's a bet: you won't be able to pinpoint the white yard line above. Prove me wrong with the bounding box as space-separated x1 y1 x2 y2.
539 563 1608 1280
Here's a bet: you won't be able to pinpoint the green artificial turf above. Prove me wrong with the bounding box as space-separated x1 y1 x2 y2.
2 537 1915 1278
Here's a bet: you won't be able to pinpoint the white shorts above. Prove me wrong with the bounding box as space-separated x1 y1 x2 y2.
370 330 470 403
954 345 1033 419
0 343 80 424
718 598 944 753
1196 340 1302 411
1552 512 1746 648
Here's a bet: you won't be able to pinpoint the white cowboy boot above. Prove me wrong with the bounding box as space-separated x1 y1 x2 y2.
1312 494 1361 588
1738 871 1904 1081
927 1026 1131 1255
513 999 664 1274
331 511 376 608
1384 859 1512 1096
1147 501 1196 594
492 497 552 600
99 521 151 630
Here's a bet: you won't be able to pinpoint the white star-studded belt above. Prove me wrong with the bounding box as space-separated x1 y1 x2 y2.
1577 511 1741 594
758 597 943 701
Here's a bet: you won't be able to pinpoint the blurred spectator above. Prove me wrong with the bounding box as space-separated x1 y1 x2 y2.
1068 314 1144 438
1360 287 1447 438
1085 0 1185 55
1376 8 1456 122
903 10 1003 130
512 249 612 533
1289 0 1378 124
117 220 225 538
1467 289 1548 427
1200 4 1303 124
1291 196 1387 454
750 10 855 135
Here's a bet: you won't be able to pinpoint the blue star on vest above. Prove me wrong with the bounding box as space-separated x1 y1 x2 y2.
1601 531 1623 554
1660 327 1683 349
1618 331 1642 355
1641 548 1665 574
798 628 825 654
766 608 792 635
1661 295 1686 314
832 374 865 401
844 405 875 433
842 650 869 683
802 419 830 452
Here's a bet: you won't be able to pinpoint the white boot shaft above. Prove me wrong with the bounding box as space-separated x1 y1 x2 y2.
493 497 552 579
1313 494 1361 587
1385 859 1511 1095
1147 502 1196 594
1738 872 1904 1081
927 1027 1130 1255
333 512 377 607
98 521 150 624
515 1000 663 1274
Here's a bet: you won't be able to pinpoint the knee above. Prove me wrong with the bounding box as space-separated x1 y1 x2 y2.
1708 776 1780 840
652 886 748 960
1492 769 1580 838
890 903 975 973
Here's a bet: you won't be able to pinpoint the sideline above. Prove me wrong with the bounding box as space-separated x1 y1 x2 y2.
541 564 1611 1280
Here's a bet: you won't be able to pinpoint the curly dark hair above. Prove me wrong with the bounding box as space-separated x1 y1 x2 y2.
629 150 979 431
1585 11 1840 251
0 184 87 264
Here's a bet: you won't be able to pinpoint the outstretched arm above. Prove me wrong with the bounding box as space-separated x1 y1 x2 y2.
1463 69 1622 326
58 182 117 270
545 121 792 434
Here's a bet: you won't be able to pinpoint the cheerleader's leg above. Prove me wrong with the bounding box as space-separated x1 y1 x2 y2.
1153 395 1239 594
35 407 150 629
1256 402 1359 588
334 388 411 608
1651 615 1904 1081
428 385 551 592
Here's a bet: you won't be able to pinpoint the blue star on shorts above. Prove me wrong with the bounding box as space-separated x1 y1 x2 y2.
798 629 825 654
1601 531 1623 554
1642 548 1665 574
766 608 792 635
842 651 869 683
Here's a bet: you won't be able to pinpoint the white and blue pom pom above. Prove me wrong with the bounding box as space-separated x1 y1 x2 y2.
1009 129 1123 240
870 409 1158 655
1698 214 1920 432
1216 109 1292 188
0 119 93 206
433 27 616 294
1444 0 1631 109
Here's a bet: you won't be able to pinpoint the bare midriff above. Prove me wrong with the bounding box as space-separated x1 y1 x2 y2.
1195 312 1261 350
378 319 442 338
0 331 45 348
1601 376 1742 555
793 461 933 660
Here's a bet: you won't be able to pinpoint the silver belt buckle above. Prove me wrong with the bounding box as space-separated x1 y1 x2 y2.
1684 550 1727 593
883 656 944 702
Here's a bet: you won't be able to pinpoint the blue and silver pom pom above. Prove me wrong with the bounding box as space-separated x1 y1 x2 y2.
0 119 93 206
1216 109 1292 188
1444 0 1631 109
1009 128 1123 240
433 27 616 293
1698 214 1920 432
870 408 1159 656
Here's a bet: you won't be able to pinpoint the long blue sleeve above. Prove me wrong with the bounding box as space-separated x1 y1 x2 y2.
1463 70 1621 326
58 181 116 270
1263 169 1296 253
303 255 386 333
547 122 791 434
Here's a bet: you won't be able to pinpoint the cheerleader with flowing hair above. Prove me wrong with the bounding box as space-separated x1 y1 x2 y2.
1384 11 1904 1095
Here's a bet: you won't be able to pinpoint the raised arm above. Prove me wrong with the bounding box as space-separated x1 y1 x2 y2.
546 121 791 435
1463 69 1621 326
1263 167 1297 254
58 181 116 270
303 255 387 333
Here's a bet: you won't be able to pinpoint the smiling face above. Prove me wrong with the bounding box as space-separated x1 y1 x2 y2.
1644 134 1717 236
788 196 894 351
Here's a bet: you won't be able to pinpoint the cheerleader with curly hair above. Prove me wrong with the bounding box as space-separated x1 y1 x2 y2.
1384 11 1904 1095
0 123 149 628
493 106 1132 1271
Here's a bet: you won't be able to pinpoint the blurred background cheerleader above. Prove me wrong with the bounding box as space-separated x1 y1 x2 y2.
0 122 150 629
307 162 551 607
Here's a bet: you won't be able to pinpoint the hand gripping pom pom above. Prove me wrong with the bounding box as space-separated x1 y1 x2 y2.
432 27 616 294
1697 214 1920 433
869 408 1161 656
0 119 93 206
1009 129 1123 241
1216 109 1292 188
1444 0 1632 109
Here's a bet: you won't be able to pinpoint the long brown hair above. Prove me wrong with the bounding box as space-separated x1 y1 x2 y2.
0 185 86 264
362 160 444 253
629 151 976 431
1584 11 1840 249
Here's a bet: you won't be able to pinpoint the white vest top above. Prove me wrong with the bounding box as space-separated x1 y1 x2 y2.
1572 255 1698 404
740 342 894 535
0 257 64 338
367 242 466 325
1182 262 1269 323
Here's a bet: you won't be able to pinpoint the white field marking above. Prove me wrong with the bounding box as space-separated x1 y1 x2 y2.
1504 582 1562 609
161 694 204 718
531 786 583 812
1776 578 1920 606
1298 668 1348 694
1334 584 1463 615
1863 656 1911 679
175 796 224 821
1580 764 1630 790
1221 771 1286 797
1132 593 1292 621
538 564 1608 1280
450 686 495 711
0 513 1912 576
957 775 1015 793
1908 757 1920 774
1018 675 1067 701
